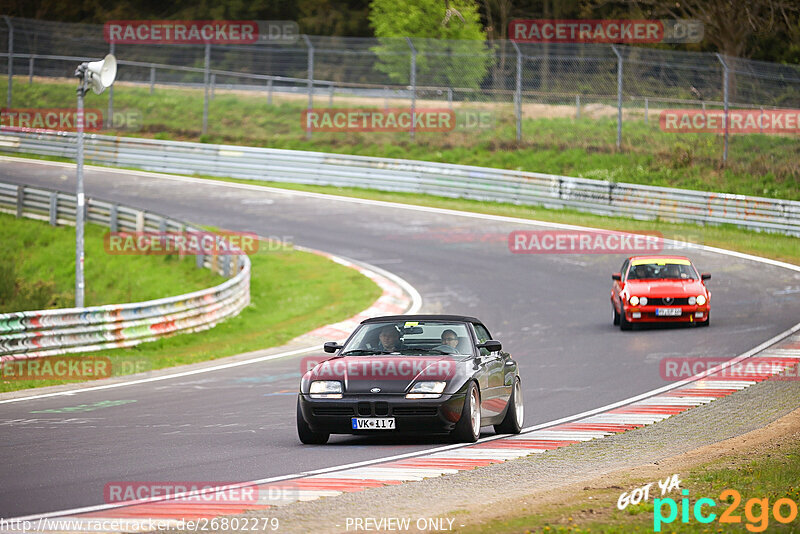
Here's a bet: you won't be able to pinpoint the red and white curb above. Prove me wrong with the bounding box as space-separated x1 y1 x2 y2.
14 333 800 532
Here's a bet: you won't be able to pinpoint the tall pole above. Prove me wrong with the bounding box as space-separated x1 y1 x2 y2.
407 37 416 141
612 45 623 150
716 53 729 164
107 42 115 129
4 16 12 109
202 42 210 136
511 41 522 142
75 79 86 307
302 35 314 139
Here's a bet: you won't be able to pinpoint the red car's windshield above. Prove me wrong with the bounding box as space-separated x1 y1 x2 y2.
627 262 698 280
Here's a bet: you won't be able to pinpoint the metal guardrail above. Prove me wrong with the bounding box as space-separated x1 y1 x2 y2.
0 180 251 360
2 130 799 236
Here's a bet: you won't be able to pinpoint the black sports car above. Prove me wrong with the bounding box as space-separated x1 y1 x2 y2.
297 314 523 444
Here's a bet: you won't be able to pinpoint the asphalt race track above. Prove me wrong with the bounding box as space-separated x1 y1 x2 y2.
2 158 800 517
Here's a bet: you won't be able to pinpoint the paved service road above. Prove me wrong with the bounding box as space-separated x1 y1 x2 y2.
2 158 799 517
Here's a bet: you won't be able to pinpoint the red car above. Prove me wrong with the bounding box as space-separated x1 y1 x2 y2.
611 256 711 330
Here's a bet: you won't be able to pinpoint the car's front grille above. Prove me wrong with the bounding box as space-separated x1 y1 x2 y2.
648 297 690 306
375 402 389 416
393 407 438 416
357 402 372 416
313 407 354 416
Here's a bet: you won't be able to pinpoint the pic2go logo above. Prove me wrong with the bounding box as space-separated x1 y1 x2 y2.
653 489 798 532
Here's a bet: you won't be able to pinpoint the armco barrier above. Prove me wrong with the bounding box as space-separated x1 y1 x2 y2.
1 131 799 236
0 181 251 360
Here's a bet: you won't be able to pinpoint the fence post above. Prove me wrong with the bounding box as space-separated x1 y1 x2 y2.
49 192 58 226
210 73 215 100
110 203 118 232
328 82 334 106
149 66 155 94
716 53 729 163
107 42 115 129
384 86 389 109
28 56 34 85
267 78 273 105
644 97 648 124
407 37 417 141
575 94 580 119
303 35 314 140
16 184 23 217
447 87 452 109
511 41 522 142
202 42 210 136
611 45 623 149
4 16 12 109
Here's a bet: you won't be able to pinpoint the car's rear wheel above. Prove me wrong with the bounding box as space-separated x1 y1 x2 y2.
612 304 620 326
297 397 329 444
494 377 523 434
619 300 632 331
451 382 481 443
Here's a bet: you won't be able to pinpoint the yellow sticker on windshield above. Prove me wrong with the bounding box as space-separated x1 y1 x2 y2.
404 321 419 327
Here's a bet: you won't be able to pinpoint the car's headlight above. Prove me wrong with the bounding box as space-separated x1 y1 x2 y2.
629 296 640 306
696 295 707 306
309 381 343 399
639 296 648 306
688 296 697 305
406 381 446 399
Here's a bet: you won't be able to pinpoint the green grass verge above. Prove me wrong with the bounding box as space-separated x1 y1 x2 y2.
10 78 800 200
450 440 800 533
0 214 382 393
0 212 220 311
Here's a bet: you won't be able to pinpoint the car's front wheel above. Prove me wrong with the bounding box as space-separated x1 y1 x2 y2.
494 377 523 434
619 300 632 331
297 397 329 444
451 382 481 443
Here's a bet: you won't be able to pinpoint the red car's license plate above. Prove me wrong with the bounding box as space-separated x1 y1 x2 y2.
656 308 682 317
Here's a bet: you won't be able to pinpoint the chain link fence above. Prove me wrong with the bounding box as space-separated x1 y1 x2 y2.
1 16 799 162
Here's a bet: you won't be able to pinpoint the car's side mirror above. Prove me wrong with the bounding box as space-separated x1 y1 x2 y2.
701 273 711 281
477 340 502 353
612 273 621 281
323 342 343 353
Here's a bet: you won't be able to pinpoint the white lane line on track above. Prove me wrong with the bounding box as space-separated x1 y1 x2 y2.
0 252 422 406
4 156 800 522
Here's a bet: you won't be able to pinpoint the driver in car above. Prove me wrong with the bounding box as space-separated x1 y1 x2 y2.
376 325 405 352
432 329 460 353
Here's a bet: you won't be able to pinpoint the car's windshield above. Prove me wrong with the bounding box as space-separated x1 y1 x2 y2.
342 321 472 355
627 261 698 280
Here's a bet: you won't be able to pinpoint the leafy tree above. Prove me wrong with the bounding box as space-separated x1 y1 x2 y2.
369 0 493 89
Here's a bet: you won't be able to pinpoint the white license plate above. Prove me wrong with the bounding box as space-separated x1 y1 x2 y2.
351 417 395 430
656 308 682 317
